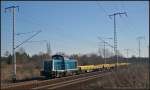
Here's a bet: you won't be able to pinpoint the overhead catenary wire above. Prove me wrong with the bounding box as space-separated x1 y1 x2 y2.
15 30 40 36
15 30 42 49
96 2 109 16
112 4 120 12
121 1 127 12
119 3 146 36
18 10 82 45
117 3 147 58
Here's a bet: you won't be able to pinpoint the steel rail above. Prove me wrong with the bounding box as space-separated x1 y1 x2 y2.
1 71 108 90
33 72 111 90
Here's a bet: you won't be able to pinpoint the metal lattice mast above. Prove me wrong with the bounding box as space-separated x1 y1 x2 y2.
136 36 144 59
47 41 52 58
103 42 106 64
109 12 127 70
98 37 113 64
5 6 19 82
5 6 42 82
124 49 129 63
125 49 129 58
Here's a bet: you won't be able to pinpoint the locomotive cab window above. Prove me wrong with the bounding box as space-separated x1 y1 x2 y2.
52 55 64 60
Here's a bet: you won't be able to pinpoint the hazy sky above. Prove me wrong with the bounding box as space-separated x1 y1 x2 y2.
1 1 149 57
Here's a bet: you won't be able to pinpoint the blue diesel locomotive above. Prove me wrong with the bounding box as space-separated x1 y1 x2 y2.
40 55 78 79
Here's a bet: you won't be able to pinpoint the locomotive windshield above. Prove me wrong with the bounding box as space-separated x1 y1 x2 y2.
52 55 64 60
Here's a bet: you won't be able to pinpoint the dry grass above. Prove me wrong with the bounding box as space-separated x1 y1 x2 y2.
1 64 13 85
1 63 149 89
1 64 40 87
80 64 149 89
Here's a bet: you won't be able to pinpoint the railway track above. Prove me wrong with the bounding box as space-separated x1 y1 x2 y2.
1 71 112 90
33 71 111 90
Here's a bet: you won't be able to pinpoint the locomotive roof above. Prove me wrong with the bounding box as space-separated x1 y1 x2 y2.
52 54 76 60
52 54 64 58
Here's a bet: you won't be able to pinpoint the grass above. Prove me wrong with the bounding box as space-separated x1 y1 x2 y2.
1 64 40 87
1 63 149 89
78 63 149 89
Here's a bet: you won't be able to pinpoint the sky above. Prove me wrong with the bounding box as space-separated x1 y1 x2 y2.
1 1 149 57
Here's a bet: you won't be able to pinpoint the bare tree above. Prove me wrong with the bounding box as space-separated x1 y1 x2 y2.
4 51 10 57
18 47 25 54
16 47 29 64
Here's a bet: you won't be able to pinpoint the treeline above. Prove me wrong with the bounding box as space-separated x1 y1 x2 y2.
1 47 149 67
1 54 50 69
